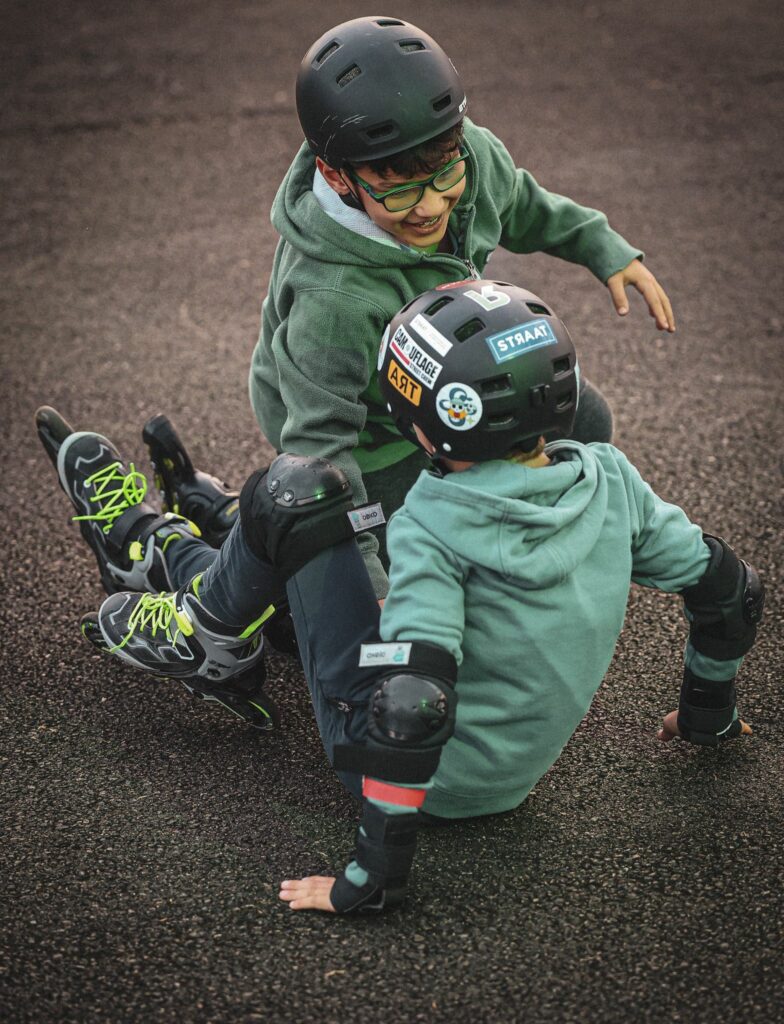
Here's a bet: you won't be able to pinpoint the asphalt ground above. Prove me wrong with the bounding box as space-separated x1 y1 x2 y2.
1 1 783 1021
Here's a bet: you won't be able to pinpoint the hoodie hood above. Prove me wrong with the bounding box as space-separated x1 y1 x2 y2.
401 442 609 588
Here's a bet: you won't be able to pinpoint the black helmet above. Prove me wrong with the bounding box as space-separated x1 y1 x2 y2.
296 16 466 167
378 281 579 462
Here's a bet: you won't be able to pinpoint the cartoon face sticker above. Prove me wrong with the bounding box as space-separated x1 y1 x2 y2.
436 382 483 431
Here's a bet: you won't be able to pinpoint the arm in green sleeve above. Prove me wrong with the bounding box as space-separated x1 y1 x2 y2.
498 167 643 282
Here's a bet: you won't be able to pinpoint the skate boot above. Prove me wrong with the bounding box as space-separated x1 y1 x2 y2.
36 405 200 595
81 577 278 730
142 414 239 548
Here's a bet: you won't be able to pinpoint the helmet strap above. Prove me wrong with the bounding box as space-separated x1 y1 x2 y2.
337 168 365 211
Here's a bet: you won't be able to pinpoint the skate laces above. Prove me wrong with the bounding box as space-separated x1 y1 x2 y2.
111 592 194 653
73 461 148 534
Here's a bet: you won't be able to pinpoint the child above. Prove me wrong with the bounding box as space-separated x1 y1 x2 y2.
249 15 675 596
61 281 761 914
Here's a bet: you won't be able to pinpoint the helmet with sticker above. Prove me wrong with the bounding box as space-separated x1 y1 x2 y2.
378 280 578 462
296 16 466 167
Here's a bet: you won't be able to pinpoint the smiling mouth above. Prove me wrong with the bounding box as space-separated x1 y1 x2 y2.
405 214 442 230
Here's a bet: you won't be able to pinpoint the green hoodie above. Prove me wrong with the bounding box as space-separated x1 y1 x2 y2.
379 442 714 818
249 119 642 594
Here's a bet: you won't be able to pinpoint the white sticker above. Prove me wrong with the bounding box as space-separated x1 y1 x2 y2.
464 284 511 312
377 324 391 371
358 642 412 668
410 313 453 357
390 325 443 390
347 503 386 533
436 382 483 431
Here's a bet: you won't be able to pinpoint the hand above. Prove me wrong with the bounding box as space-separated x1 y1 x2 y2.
657 709 753 742
607 259 675 332
279 875 337 913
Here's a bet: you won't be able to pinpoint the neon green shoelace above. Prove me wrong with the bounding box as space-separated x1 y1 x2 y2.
72 461 147 534
111 592 194 653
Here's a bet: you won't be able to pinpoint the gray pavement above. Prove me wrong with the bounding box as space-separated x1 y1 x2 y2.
1 1 783 1022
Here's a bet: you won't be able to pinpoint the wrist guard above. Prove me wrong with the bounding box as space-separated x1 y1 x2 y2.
677 667 743 746
330 800 419 914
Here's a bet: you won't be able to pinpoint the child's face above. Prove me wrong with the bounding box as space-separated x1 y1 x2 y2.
350 153 467 249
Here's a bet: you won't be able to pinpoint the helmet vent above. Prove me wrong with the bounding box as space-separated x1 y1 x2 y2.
527 301 552 316
487 414 516 429
552 356 571 377
315 42 340 66
376 19 405 26
365 122 396 140
399 41 426 52
424 296 453 316
556 391 576 411
432 93 452 112
480 375 513 396
454 317 484 342
337 65 362 88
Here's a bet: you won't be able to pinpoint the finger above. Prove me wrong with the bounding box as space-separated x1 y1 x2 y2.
657 709 680 742
607 275 629 316
285 893 336 912
740 720 753 736
657 282 676 332
636 279 669 330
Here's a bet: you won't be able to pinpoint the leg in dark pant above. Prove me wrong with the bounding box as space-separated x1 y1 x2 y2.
286 540 383 798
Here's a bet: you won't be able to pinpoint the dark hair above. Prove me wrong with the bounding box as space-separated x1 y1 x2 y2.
351 121 464 179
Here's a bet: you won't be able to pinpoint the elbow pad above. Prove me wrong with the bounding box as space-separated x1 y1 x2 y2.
333 642 458 784
680 534 765 661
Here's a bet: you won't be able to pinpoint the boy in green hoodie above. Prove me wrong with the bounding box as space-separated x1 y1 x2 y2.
249 14 676 596
74 280 761 914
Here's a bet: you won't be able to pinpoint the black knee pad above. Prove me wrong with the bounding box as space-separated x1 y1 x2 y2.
239 454 357 578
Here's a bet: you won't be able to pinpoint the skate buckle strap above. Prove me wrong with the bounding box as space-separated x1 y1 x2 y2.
72 462 148 534
111 592 194 654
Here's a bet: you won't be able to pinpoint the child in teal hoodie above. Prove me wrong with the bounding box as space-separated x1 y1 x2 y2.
269 280 761 914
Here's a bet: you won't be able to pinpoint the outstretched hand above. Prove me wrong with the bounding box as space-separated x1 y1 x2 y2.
607 259 675 332
279 875 337 913
657 709 753 742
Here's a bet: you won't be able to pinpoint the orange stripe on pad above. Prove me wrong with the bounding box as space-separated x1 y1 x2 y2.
363 778 427 808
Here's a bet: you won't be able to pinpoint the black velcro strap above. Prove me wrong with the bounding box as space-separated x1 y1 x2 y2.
333 742 442 784
678 669 738 746
105 505 164 555
355 801 419 883
403 643 458 683
330 874 406 914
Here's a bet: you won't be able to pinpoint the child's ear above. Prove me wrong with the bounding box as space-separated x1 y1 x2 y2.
317 158 352 195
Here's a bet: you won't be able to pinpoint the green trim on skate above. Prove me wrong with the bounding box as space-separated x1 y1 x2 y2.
239 603 277 639
248 701 272 719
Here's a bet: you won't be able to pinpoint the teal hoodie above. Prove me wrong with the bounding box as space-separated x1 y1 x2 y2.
249 120 642 594
379 442 716 818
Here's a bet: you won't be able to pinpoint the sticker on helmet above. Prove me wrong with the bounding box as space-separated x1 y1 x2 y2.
390 325 443 390
485 318 557 365
435 280 471 291
436 382 483 430
377 324 391 371
410 313 453 356
464 284 511 311
387 359 422 406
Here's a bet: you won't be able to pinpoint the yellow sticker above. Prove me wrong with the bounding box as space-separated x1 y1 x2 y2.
387 359 422 406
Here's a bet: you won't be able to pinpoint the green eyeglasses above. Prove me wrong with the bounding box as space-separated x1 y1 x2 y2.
348 148 469 213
